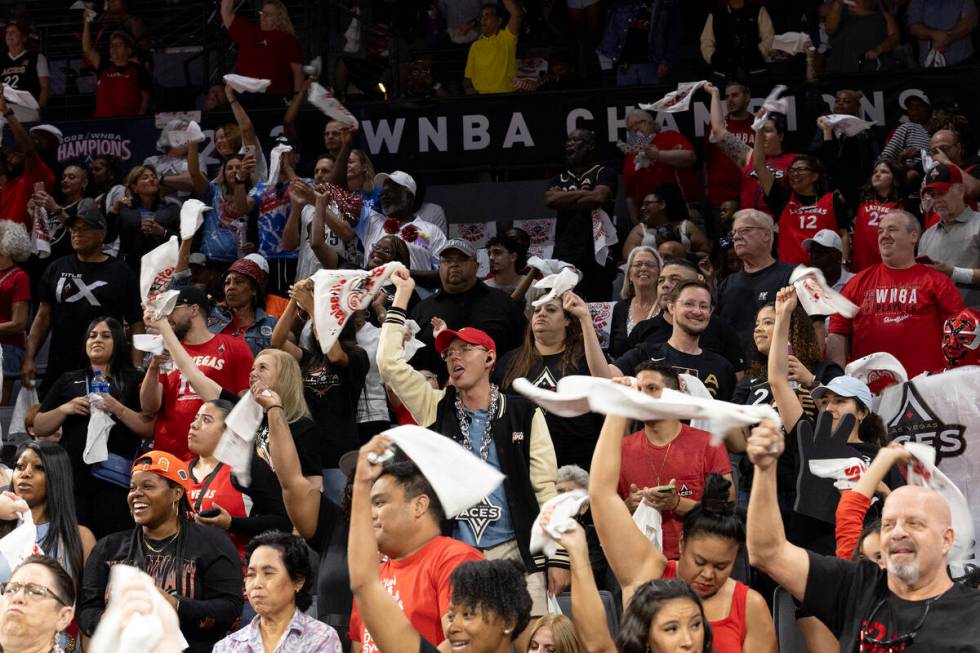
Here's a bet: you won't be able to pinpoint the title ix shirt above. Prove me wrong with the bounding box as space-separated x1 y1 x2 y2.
153 334 253 460
828 264 964 378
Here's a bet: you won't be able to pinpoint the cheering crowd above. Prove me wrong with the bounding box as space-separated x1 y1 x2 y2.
0 1 978 652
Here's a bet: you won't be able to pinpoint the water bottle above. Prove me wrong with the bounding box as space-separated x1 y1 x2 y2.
91 370 109 394
234 219 248 258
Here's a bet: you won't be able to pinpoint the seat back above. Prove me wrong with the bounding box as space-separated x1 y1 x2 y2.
772 586 807 653
555 589 619 638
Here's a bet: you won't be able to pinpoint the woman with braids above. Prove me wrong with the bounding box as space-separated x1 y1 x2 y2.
78 451 243 653
590 404 777 652
494 291 611 469
348 435 532 653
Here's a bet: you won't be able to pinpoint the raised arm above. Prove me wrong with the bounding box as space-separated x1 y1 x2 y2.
220 0 236 30
145 308 222 401
349 436 427 653
81 14 100 69
502 0 523 35
270 295 305 362
186 138 209 197
745 419 810 600
0 95 34 156
558 523 616 653
282 77 311 144
752 111 775 194
767 287 804 431
590 412 667 604
836 444 912 559
224 85 259 148
562 292 613 379
309 194 341 270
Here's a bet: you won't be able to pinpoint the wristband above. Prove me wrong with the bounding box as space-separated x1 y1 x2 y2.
267 404 284 412
952 267 973 284
671 493 681 512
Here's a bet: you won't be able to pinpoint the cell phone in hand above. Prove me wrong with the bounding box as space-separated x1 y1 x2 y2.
653 484 675 493
243 144 256 158
198 508 221 518
34 181 45 193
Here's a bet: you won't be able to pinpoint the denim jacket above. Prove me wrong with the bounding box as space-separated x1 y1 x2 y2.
597 0 681 67
207 305 277 357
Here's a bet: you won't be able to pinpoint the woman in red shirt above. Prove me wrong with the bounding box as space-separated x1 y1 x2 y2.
851 160 905 272
220 0 303 97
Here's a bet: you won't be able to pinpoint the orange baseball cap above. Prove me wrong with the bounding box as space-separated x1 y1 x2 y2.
131 451 191 492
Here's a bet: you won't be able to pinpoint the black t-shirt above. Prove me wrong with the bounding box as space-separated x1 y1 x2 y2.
803 552 980 652
548 164 618 266
39 367 144 492
254 415 322 477
0 50 43 101
301 345 369 468
309 494 353 628
627 313 747 371
494 350 604 470
614 342 737 401
38 255 142 390
110 201 181 270
716 260 795 340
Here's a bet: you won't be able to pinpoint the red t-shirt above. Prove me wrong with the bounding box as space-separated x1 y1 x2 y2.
617 425 731 560
227 17 303 96
777 191 839 265
0 266 29 348
349 536 483 653
828 264 965 378
152 334 253 460
663 561 748 653
94 61 151 118
187 461 251 559
0 157 54 229
740 153 794 215
624 130 703 206
704 116 754 206
851 199 901 272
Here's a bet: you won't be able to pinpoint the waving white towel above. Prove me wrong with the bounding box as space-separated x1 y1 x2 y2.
640 81 708 114
312 263 404 354
223 74 271 94
2 85 38 110
791 266 859 318
214 391 265 486
822 114 875 138
308 82 359 128
180 198 208 240
771 32 811 55
904 442 975 566
752 85 789 131
532 267 581 307
530 490 590 558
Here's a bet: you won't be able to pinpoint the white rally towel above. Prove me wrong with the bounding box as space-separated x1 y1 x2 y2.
593 208 618 265
771 32 811 55
303 56 322 78
2 85 38 110
752 85 789 132
8 386 38 439
308 82 359 128
845 352 908 399
790 266 859 318
640 81 708 113
822 114 875 138
83 407 115 464
89 564 190 653
679 373 713 433
267 143 292 185
180 199 208 241
214 391 265 486
380 424 505 518
904 441 975 566
139 236 179 303
526 255 576 277
183 120 206 144
133 334 165 355
312 263 404 355
530 489 590 558
808 457 869 490
223 74 271 94
31 211 51 259
0 509 42 573
632 501 664 550
531 267 581 307
145 290 180 322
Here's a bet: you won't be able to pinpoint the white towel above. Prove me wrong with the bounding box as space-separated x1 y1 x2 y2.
139 236 179 303
640 81 708 114
844 352 908 398
531 267 581 307
771 32 811 55
0 510 42 574
632 501 664 549
790 266 859 318
179 198 208 241
530 490 590 558
183 120 206 144
2 85 38 110
904 442 974 565
83 407 115 464
593 208 618 265
380 425 506 518
308 82 359 128
133 334 165 355
223 74 271 94
267 143 293 184
808 457 869 490
821 114 875 138
145 289 180 321
752 85 789 131
214 391 265 486
312 263 403 354
526 256 576 277
303 56 322 78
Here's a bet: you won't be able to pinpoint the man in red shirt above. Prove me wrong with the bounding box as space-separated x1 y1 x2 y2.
704 82 754 213
828 210 965 378
140 286 253 460
0 93 54 229
616 361 732 559
221 0 304 97
623 109 701 225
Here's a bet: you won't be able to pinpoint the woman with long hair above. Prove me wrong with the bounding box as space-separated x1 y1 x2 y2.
77 451 243 653
108 164 180 270
346 149 379 209
0 555 76 653
851 159 905 272
496 291 610 469
610 246 662 358
33 317 152 537
590 409 777 653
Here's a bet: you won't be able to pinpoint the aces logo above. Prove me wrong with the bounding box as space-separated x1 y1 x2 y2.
887 384 966 461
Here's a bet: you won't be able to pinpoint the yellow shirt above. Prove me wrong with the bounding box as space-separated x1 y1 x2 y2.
464 28 517 94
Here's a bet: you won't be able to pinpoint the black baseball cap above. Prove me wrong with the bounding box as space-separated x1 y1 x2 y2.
66 198 107 230
174 285 210 313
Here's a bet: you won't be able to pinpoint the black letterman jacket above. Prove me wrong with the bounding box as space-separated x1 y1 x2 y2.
377 308 567 572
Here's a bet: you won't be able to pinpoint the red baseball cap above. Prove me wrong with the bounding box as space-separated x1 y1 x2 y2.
131 451 191 493
435 327 496 354
923 163 964 194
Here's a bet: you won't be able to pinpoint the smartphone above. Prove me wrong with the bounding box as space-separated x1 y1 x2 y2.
33 181 45 193
653 484 675 493
915 255 935 265
243 144 257 158
198 508 221 518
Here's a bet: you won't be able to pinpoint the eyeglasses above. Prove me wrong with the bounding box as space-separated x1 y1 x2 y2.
788 166 816 175
0 582 68 606
630 261 659 270
728 226 765 239
440 344 486 361
676 299 711 312
860 597 934 648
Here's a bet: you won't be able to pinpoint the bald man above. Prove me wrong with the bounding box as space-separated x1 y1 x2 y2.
745 420 980 651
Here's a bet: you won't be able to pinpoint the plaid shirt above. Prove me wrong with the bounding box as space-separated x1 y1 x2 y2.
213 609 342 653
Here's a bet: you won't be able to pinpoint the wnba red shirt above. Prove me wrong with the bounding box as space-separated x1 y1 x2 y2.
766 184 848 265
227 17 303 95
851 198 901 272
624 130 703 207
152 334 253 460
740 153 794 215
187 462 251 556
828 264 964 378
617 425 731 560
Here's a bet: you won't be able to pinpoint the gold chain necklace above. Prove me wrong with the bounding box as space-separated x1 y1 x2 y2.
654 441 673 487
142 524 180 554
